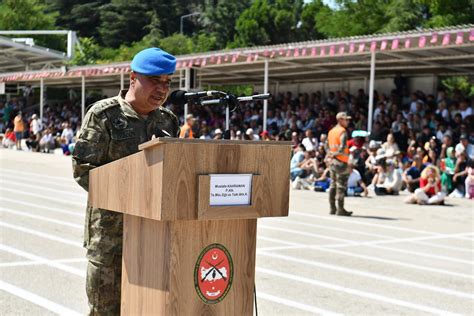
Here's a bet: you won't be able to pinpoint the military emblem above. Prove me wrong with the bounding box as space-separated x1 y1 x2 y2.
112 117 128 129
194 243 233 304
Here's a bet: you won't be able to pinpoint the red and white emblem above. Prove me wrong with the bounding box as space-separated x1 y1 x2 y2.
194 243 233 304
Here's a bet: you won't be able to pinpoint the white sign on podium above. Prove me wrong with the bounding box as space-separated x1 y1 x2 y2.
209 174 252 206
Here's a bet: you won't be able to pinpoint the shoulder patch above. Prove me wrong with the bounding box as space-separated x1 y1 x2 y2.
88 97 120 114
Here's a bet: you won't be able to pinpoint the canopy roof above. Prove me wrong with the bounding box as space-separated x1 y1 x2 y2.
0 35 68 73
1 25 473 88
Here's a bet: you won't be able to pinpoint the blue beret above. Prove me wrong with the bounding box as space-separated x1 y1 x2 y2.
131 48 176 76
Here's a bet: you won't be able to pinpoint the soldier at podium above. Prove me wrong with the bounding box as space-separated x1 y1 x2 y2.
72 47 180 315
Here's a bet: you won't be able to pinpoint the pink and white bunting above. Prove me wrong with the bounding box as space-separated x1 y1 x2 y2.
329 45 335 56
370 41 376 52
294 48 299 57
320 46 326 56
430 33 438 44
456 32 464 45
311 47 317 57
391 39 399 49
358 42 365 53
442 33 450 46
349 42 355 54
470 30 474 41
201 58 207 66
404 38 411 49
380 40 387 50
301 47 307 56
338 44 345 54
419 36 426 48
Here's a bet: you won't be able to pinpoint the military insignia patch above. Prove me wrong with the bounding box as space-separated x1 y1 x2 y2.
194 243 233 304
112 117 128 129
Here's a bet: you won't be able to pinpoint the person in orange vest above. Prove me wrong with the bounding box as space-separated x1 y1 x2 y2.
179 114 195 138
325 112 353 216
13 111 25 150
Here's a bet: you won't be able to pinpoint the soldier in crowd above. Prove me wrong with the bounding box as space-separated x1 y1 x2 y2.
72 47 180 315
325 112 353 216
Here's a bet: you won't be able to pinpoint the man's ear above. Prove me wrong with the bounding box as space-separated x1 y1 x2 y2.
130 72 136 86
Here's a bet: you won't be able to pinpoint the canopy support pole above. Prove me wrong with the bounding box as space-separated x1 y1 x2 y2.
184 68 191 118
263 59 269 131
368 51 376 133
81 75 85 120
120 72 124 90
40 78 44 122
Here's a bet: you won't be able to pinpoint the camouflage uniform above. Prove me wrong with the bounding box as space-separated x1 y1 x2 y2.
325 128 350 215
72 90 179 315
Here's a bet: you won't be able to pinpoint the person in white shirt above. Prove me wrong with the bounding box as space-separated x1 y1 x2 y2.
301 129 318 152
61 122 74 144
459 100 473 119
455 134 474 160
30 114 42 140
39 128 55 153
347 164 368 196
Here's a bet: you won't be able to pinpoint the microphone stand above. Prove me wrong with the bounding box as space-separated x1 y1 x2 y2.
199 93 271 140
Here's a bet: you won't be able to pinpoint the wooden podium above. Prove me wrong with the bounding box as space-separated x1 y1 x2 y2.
88 138 291 315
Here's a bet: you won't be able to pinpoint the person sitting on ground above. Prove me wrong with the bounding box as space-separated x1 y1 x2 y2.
406 165 446 205
2 128 16 148
440 147 456 193
381 133 400 158
346 163 368 197
290 144 306 181
25 133 40 152
372 159 403 195
39 128 55 153
313 167 331 192
402 155 425 192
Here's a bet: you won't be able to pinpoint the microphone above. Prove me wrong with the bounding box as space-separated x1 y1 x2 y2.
168 90 224 105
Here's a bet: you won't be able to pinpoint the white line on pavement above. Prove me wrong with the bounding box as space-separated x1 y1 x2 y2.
287 213 474 253
1 171 79 190
257 291 341 315
1 188 86 207
0 222 83 248
258 251 474 299
0 208 83 229
0 258 87 268
0 280 82 316
259 224 358 244
257 267 460 316
0 197 85 218
292 211 469 237
0 179 87 198
0 169 73 182
0 244 85 277
257 236 303 246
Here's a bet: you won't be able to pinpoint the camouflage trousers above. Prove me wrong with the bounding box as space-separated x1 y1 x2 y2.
86 254 122 316
329 160 350 212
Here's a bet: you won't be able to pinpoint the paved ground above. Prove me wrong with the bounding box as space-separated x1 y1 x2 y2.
0 148 473 315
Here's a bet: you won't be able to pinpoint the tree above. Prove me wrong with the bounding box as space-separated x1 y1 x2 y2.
98 2 151 48
417 0 474 28
69 37 101 65
158 33 194 55
201 0 252 49
299 0 326 41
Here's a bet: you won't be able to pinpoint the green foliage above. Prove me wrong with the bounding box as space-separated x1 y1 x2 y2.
159 33 194 55
0 0 57 30
441 76 474 97
209 85 254 97
417 0 474 28
69 37 101 65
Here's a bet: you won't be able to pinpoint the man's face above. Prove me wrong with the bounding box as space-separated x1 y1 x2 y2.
339 118 350 128
131 72 171 111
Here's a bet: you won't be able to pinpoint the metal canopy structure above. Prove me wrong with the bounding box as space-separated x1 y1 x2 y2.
0 35 70 72
1 25 473 129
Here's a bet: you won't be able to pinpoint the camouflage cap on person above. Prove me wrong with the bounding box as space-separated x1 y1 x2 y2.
131 47 176 76
336 112 352 120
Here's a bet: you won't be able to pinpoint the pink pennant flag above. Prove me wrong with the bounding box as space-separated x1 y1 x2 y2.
380 40 387 50
286 49 291 57
231 53 239 63
329 45 335 56
311 47 317 57
301 47 307 56
254 53 259 61
216 55 222 64
370 41 377 52
246 54 252 63
188 59 194 67
338 45 345 55
320 46 326 56
430 33 438 44
279 48 285 56
270 50 276 58
456 32 464 45
470 30 474 41
442 33 450 46
349 42 355 54
263 50 269 57
418 36 426 48
391 39 399 50
176 61 181 68
224 54 229 62
358 43 365 53
210 56 215 63
294 48 299 57
404 38 411 49
201 58 207 66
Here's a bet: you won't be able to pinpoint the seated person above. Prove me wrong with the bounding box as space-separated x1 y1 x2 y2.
403 155 425 192
2 128 16 148
313 167 331 192
290 144 306 181
440 147 456 194
406 165 446 205
373 160 403 195
346 163 368 196
39 128 55 153
465 161 474 199
25 133 40 152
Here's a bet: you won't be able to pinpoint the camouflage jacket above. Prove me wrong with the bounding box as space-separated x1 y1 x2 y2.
72 90 179 264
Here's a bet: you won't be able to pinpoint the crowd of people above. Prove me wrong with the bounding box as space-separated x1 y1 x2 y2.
1 82 473 202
